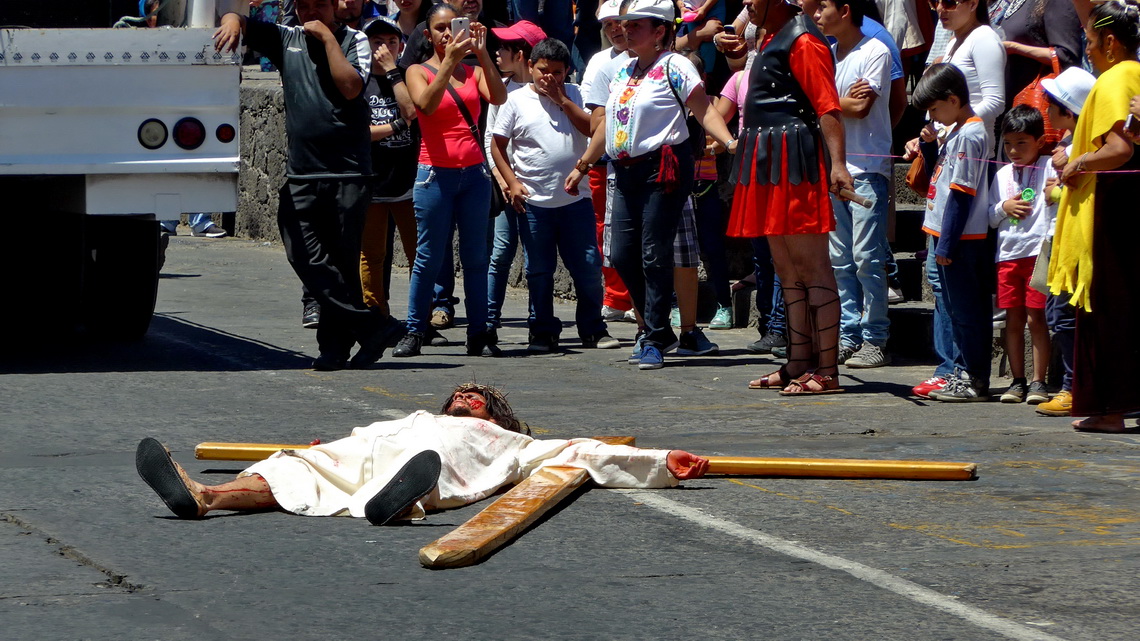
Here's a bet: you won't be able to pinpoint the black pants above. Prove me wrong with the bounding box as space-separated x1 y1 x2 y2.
278 177 380 359
610 145 694 349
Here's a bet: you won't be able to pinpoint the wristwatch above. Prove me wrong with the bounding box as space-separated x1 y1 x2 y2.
575 158 592 173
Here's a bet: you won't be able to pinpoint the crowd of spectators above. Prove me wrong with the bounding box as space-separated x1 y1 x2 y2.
202 0 1138 432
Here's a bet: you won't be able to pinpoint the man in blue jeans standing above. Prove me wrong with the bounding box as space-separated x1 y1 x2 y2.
817 0 892 369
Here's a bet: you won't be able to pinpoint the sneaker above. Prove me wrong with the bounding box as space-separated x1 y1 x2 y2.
747 332 786 354
845 343 891 369
929 375 989 402
581 331 620 349
638 344 664 370
837 344 857 365
771 345 788 359
364 450 442 526
392 332 423 357
430 309 454 330
1036 389 1072 416
427 327 449 346
191 224 228 238
302 301 320 329
1000 378 1028 403
466 329 502 357
628 330 647 364
527 332 558 354
1026 381 1050 405
622 308 637 323
708 305 733 330
888 284 905 304
677 327 719 356
912 376 948 398
312 353 347 371
602 305 632 322
669 306 681 327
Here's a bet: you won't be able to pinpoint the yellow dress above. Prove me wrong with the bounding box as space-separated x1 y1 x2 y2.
1048 60 1140 311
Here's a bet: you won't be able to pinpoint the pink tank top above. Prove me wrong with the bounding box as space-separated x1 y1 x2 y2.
416 64 484 168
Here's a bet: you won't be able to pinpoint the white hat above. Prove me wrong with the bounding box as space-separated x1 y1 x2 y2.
598 0 624 21
615 0 677 22
1041 67 1097 116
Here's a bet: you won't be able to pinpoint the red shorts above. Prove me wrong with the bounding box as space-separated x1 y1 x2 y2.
996 257 1046 309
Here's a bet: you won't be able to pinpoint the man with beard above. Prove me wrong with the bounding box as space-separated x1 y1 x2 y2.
136 383 709 525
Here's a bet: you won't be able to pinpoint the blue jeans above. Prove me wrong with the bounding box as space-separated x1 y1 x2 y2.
1046 292 1076 390
518 198 605 338
751 237 786 335
610 146 694 349
408 164 491 336
829 174 891 348
487 208 520 329
926 235 960 378
432 236 459 319
936 238 992 384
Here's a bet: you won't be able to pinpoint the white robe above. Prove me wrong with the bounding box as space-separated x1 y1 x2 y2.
242 411 677 519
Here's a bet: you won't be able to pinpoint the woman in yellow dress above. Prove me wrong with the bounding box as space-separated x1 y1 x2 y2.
1051 0 1140 432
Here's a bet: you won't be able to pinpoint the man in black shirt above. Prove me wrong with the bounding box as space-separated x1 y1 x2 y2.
215 0 403 370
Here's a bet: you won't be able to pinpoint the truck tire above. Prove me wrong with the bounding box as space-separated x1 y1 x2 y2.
83 216 161 341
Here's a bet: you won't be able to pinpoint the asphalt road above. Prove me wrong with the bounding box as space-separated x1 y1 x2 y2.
2 235 1137 641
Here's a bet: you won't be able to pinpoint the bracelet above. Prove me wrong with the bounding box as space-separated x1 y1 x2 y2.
1077 153 1089 172
385 69 404 84
575 158 592 173
390 118 408 136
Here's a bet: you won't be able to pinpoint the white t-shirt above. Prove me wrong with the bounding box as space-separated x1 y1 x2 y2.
484 78 527 164
581 46 626 109
604 52 702 159
987 155 1058 261
944 26 1007 136
834 36 893 177
923 117 992 242
490 83 590 208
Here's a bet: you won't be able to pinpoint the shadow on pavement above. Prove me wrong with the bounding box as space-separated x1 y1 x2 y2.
1 314 310 374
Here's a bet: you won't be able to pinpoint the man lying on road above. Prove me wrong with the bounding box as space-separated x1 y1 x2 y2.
137 383 709 525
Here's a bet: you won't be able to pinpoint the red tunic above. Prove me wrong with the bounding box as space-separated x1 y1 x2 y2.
727 33 841 237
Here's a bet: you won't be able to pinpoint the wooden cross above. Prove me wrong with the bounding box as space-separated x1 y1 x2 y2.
194 439 977 569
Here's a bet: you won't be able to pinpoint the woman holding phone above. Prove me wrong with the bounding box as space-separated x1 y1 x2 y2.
393 2 508 358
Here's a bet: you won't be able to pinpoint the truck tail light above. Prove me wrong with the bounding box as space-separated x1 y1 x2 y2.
173 117 206 150
138 119 168 149
216 123 236 144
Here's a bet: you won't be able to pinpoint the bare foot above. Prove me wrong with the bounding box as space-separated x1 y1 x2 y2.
1072 414 1127 433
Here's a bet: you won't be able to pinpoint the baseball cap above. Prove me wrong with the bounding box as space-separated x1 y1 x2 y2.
1041 67 1097 116
363 16 402 38
598 0 624 21
491 20 548 48
615 0 677 21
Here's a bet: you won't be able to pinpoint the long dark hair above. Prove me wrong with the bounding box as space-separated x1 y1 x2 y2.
441 383 526 435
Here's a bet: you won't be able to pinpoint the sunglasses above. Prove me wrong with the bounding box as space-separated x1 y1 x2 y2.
929 0 960 9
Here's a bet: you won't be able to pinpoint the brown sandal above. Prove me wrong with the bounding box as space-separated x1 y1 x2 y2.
748 365 806 390
780 373 844 396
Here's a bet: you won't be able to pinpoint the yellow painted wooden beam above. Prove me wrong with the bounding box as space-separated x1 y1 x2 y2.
706 456 977 481
419 465 590 569
194 436 637 462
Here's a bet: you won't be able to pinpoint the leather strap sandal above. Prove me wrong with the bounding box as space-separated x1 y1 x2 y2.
779 373 844 396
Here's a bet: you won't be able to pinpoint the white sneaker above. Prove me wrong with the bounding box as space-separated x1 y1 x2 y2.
602 305 636 323
845 343 891 368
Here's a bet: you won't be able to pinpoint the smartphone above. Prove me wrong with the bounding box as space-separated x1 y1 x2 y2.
1127 113 1140 136
450 16 470 39
723 25 736 35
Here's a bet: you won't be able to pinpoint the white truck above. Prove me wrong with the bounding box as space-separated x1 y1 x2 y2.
0 0 241 340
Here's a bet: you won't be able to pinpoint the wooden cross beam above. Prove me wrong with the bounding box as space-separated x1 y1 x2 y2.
192 439 978 569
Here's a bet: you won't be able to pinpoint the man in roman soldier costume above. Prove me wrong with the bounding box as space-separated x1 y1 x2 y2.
728 0 853 395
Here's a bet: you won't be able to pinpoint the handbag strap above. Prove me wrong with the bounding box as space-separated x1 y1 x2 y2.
422 63 487 162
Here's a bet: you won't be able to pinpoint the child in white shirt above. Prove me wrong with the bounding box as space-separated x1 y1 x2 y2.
988 105 1057 404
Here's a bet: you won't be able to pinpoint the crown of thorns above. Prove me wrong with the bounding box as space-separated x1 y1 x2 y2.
442 382 527 435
